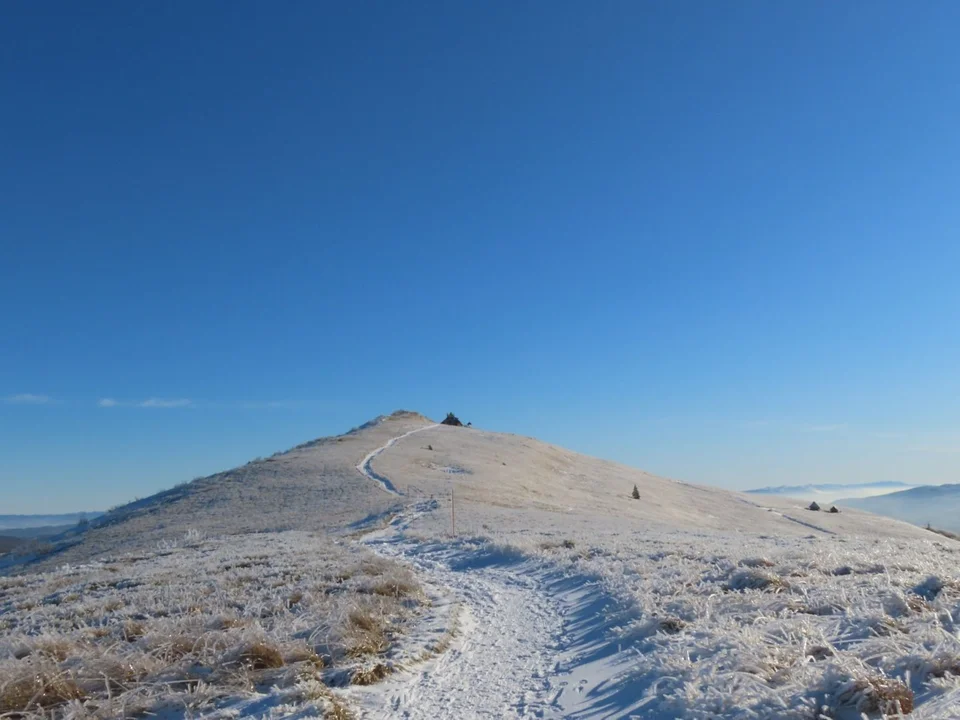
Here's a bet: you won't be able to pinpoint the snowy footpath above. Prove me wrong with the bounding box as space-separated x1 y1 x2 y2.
350 434 647 719
349 427 960 720
351 528 644 719
356 424 439 495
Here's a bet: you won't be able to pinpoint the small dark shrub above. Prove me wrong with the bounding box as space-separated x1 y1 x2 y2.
658 618 686 634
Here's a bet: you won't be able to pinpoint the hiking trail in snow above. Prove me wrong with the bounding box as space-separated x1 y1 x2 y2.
355 533 648 719
343 425 960 720
345 428 648 719
357 423 439 495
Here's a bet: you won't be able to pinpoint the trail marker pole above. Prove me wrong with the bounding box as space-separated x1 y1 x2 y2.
451 486 456 537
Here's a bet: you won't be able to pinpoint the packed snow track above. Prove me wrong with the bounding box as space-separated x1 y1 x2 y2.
354 532 642 719
342 424 960 720
357 423 439 495
347 429 646 719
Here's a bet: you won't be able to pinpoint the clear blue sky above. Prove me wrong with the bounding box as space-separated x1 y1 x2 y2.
3 2 960 513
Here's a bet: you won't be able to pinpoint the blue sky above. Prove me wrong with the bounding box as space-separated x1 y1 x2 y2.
3 2 960 513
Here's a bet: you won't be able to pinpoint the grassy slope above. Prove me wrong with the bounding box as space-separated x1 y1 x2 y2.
3 411 959 719
9 412 434 571
373 424 936 541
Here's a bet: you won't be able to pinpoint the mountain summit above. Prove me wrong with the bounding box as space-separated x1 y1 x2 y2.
17 411 935 571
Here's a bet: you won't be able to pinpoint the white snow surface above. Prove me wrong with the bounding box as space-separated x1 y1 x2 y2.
339 423 960 719
349 525 641 719
4 413 960 719
348 508 960 719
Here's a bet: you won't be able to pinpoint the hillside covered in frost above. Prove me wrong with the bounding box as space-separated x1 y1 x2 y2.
2 411 959 719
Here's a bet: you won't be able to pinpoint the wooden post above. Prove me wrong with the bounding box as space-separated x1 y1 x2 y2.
451 486 456 537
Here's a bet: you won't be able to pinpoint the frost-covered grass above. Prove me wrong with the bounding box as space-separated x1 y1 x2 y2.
0 530 426 719
518 523 960 718
356 514 960 719
6 414 436 575
7 415 960 718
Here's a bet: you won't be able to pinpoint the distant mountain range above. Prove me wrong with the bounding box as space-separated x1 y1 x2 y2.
0 513 104 556
746 482 960 533
745 481 913 504
0 512 103 532
836 484 960 532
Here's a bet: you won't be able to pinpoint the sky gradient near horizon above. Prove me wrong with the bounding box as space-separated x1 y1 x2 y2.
3 2 960 513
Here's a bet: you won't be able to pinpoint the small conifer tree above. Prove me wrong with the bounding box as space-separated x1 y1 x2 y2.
631 484 640 500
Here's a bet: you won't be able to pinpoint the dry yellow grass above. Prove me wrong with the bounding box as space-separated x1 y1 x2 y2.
151 634 199 662
295 672 354 719
32 638 78 662
326 704 354 720
350 662 391 685
0 525 426 718
0 669 86 715
857 677 915 715
344 608 389 657
725 568 789 593
103 597 125 612
239 641 286 669
368 578 419 599
358 558 393 577
926 655 960 680
122 619 146 641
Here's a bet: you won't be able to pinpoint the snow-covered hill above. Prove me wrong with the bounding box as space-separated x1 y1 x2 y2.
10 411 433 569
2 411 958 719
838 483 960 533
370 424 933 541
15 411 933 573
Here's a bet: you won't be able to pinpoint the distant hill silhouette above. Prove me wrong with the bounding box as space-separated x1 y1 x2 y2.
837 483 960 532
